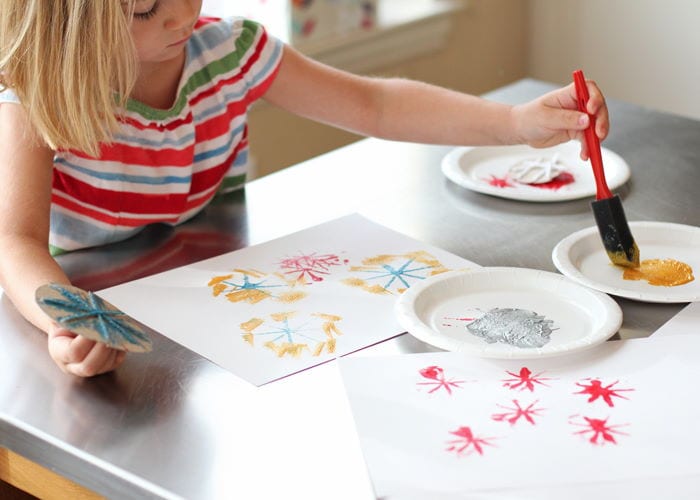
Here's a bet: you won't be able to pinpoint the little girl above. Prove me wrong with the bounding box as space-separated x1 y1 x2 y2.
0 0 609 377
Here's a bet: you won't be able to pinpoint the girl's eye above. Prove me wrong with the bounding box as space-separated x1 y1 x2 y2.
133 1 159 20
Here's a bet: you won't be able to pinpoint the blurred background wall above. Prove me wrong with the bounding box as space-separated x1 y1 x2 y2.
528 0 700 121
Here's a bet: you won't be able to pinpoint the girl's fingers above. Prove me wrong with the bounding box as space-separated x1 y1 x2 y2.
48 328 94 365
48 326 127 376
65 341 118 377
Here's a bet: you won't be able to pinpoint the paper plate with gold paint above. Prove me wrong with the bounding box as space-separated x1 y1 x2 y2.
553 221 700 303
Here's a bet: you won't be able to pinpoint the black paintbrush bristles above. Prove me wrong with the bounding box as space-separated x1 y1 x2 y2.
591 195 640 268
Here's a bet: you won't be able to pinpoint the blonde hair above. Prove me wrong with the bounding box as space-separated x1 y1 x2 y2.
0 1 138 156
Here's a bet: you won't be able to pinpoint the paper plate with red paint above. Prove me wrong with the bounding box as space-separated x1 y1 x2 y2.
395 268 622 359
441 141 630 202
553 221 700 303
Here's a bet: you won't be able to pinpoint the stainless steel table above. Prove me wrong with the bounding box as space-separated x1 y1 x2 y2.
1 79 698 499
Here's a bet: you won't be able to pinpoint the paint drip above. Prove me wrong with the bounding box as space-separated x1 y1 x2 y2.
467 308 555 348
622 258 694 287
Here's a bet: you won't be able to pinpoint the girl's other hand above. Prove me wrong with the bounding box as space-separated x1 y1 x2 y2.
511 80 609 161
47 324 126 377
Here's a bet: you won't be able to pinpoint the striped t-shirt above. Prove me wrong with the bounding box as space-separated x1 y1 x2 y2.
0 17 283 255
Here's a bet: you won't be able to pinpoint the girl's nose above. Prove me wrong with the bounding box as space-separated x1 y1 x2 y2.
163 0 198 31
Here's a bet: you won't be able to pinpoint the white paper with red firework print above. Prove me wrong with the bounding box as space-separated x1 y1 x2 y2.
99 214 478 385
339 335 700 496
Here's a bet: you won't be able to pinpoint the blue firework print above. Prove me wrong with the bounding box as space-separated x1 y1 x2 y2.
363 258 438 289
344 251 451 294
35 283 152 352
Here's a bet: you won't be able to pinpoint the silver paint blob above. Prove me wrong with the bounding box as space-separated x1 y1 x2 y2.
466 308 555 348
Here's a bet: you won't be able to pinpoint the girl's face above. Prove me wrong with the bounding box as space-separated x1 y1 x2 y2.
128 0 203 63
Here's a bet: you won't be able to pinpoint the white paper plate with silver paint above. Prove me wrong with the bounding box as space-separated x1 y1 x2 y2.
395 268 622 359
553 221 700 303
441 141 631 202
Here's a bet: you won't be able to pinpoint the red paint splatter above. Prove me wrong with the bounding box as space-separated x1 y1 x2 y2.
278 253 348 284
446 426 496 456
417 366 465 395
441 316 475 327
502 367 554 392
484 172 574 190
491 399 545 426
574 379 634 407
570 415 629 445
485 175 513 188
531 172 575 190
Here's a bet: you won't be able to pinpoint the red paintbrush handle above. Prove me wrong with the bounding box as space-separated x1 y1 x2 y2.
573 70 613 200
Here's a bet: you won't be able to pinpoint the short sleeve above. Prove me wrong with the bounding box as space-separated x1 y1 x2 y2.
188 17 284 107
234 19 284 101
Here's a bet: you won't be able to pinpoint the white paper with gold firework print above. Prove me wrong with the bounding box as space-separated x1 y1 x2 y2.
99 214 479 385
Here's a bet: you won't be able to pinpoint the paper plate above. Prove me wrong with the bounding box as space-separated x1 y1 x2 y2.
441 141 630 202
394 268 622 359
553 221 700 303
36 283 152 352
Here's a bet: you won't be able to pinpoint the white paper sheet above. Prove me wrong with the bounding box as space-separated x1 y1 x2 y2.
338 335 700 497
652 301 700 337
99 214 478 385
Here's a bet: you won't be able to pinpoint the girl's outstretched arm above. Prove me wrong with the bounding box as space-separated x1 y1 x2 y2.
0 103 125 377
263 46 608 157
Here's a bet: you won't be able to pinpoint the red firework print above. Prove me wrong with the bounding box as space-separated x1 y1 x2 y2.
491 399 546 426
278 253 349 284
502 367 554 392
574 379 634 407
445 426 496 457
570 415 629 445
417 366 465 395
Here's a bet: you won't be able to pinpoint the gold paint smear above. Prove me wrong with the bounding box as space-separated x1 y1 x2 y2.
240 318 264 333
210 282 228 296
341 278 391 295
314 313 342 322
265 341 307 358
429 268 449 277
226 289 269 304
277 290 307 303
623 259 694 287
312 342 325 357
208 274 232 288
271 311 296 322
406 250 441 265
365 284 390 294
342 277 366 287
312 339 337 356
361 254 395 266
320 321 342 338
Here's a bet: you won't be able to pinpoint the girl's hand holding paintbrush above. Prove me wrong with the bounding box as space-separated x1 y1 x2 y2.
510 79 609 161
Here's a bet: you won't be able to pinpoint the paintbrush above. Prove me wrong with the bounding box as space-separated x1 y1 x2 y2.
573 69 640 268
